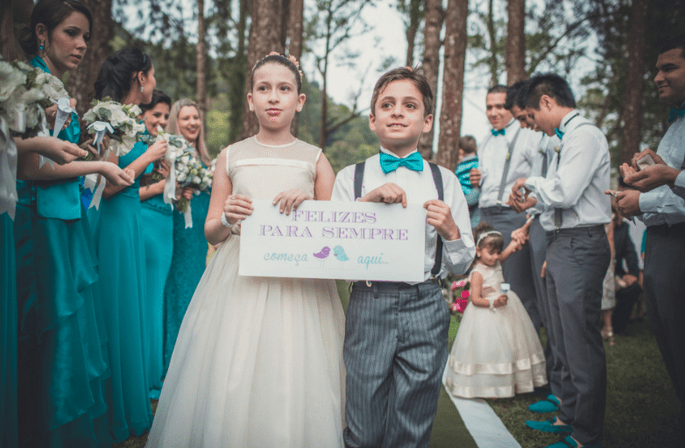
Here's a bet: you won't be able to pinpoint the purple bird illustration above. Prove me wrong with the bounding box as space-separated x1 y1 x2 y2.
313 246 331 268
333 245 349 268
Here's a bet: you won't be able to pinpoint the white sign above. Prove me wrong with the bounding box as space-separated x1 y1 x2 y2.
239 200 426 282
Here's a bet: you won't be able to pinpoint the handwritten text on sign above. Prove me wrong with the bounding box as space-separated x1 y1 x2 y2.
239 200 426 282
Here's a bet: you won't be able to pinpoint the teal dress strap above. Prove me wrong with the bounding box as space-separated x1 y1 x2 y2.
29 56 82 220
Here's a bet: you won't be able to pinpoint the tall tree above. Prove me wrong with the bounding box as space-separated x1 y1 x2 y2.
437 0 468 171
398 0 424 67
66 0 114 116
311 0 370 150
196 0 207 131
417 0 443 160
619 0 646 165
505 0 525 84
287 0 304 136
487 0 498 86
241 0 286 139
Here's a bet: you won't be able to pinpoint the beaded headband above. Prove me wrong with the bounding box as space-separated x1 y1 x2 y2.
253 51 303 80
476 230 502 246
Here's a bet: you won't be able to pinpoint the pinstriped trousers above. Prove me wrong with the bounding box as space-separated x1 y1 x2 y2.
342 281 450 448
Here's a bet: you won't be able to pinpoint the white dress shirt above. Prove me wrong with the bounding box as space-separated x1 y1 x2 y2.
525 111 612 231
332 148 476 281
638 115 685 226
528 133 561 216
477 119 538 208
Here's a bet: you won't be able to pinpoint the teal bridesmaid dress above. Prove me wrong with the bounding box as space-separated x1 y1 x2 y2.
139 158 173 400
162 166 211 375
1 212 18 448
10 56 109 448
88 141 153 442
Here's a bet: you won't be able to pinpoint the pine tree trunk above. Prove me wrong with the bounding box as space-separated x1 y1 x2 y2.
242 0 285 139
417 0 443 160
405 0 422 67
287 0 304 137
318 5 334 150
620 0 646 165
227 0 248 144
436 0 468 171
196 0 207 131
487 0 497 86
65 0 114 117
505 0 526 84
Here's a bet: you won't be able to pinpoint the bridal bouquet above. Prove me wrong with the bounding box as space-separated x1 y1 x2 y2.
0 58 50 137
173 150 212 229
82 97 145 157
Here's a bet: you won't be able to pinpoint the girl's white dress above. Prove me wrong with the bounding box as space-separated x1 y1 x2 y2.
443 262 546 398
146 137 346 447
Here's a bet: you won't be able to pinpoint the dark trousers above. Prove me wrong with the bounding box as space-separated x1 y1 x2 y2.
612 283 642 334
530 216 560 396
644 223 685 417
343 281 450 448
545 226 610 445
480 207 540 331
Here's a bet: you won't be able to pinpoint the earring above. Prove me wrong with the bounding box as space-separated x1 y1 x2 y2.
39 40 45 51
140 83 144 93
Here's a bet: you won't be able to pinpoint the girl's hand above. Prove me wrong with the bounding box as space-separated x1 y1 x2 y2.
34 137 86 164
146 139 168 162
180 187 194 200
155 159 171 179
493 294 508 308
541 260 547 278
273 189 311 215
224 194 253 223
100 163 134 187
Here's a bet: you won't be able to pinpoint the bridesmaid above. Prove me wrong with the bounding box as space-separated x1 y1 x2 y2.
137 90 173 399
162 99 212 375
89 47 167 442
13 1 134 446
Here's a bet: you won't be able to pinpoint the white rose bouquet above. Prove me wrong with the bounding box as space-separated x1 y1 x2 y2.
82 97 145 157
0 58 50 137
173 149 212 228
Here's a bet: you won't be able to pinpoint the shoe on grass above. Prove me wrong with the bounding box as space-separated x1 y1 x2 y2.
526 417 572 435
529 394 560 413
545 435 601 448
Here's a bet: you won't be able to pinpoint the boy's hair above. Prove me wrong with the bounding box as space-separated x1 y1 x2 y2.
250 53 302 94
474 221 504 252
459 135 477 155
504 80 531 110
370 66 434 117
525 73 576 110
660 33 685 58
487 85 509 95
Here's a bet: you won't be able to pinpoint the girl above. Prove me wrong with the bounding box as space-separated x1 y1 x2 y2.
146 53 346 447
89 46 167 442
161 98 211 376
444 222 547 398
12 1 135 446
137 90 173 399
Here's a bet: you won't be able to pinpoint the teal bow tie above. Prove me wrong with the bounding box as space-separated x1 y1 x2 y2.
380 151 424 174
554 128 564 140
669 106 685 123
491 128 506 137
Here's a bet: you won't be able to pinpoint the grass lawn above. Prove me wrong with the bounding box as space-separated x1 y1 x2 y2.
116 284 680 447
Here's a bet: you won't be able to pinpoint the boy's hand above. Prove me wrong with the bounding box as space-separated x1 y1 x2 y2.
493 294 508 308
469 168 481 188
424 199 461 241
361 183 407 207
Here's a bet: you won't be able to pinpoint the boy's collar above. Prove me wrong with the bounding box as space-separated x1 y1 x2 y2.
460 154 477 162
380 146 419 159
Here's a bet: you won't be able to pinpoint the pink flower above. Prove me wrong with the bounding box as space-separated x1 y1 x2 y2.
456 299 468 313
451 281 458 291
461 290 470 299
451 303 458 312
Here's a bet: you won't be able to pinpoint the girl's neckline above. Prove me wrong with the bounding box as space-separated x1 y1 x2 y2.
253 136 297 148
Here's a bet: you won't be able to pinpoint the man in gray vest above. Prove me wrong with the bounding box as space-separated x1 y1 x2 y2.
469 85 541 331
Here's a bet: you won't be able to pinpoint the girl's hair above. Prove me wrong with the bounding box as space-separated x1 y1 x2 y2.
250 54 302 94
140 89 172 113
474 221 504 252
167 99 211 166
93 47 152 102
19 0 92 56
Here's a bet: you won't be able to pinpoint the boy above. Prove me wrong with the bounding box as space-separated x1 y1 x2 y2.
332 67 475 448
512 73 611 448
454 135 480 228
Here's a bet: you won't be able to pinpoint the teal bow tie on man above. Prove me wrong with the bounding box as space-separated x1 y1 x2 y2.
491 128 506 137
379 151 424 174
554 128 564 140
669 105 685 123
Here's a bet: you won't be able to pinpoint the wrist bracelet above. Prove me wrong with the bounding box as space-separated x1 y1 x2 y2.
220 213 232 228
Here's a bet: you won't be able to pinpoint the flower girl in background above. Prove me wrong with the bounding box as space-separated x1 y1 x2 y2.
89 46 167 443
12 1 134 446
136 89 173 399
161 98 211 377
444 222 547 399
146 53 346 447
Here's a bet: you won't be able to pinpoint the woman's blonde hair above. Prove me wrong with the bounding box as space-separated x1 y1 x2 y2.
167 98 211 166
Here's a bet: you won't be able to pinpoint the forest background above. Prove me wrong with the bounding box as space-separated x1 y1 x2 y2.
6 0 685 173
